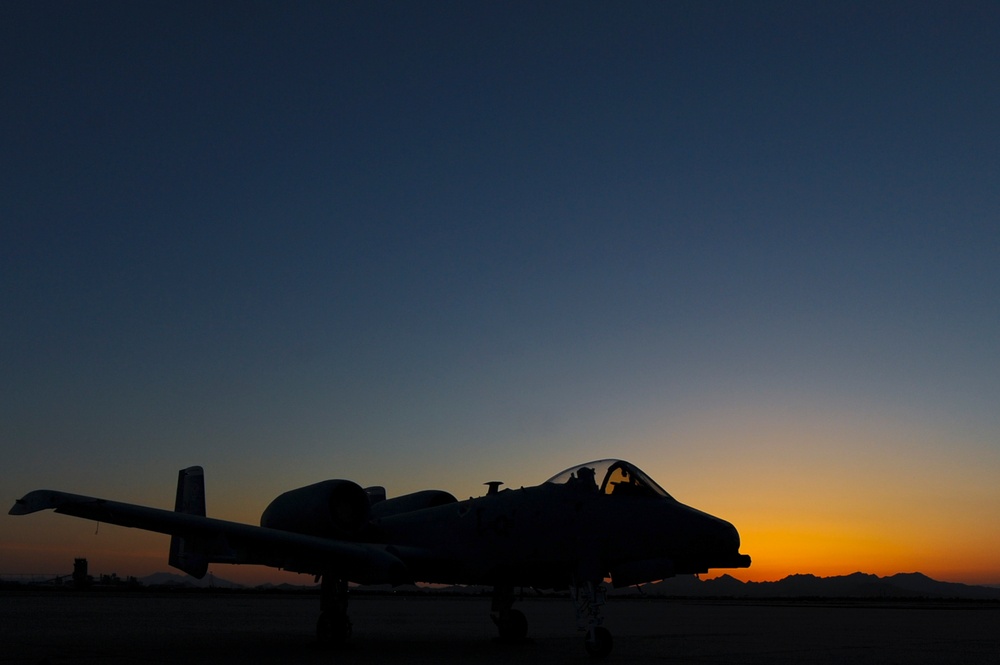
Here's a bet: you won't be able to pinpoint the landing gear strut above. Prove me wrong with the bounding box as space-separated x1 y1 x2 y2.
317 576 352 646
491 584 528 642
572 580 613 658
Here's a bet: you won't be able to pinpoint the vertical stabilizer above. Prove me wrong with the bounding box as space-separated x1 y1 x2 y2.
168 466 209 578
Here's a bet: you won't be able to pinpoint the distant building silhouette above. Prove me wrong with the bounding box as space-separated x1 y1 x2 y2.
73 558 91 589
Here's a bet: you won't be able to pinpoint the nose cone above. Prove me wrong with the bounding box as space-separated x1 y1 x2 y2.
674 506 751 572
708 518 751 569
698 517 740 556
722 520 741 551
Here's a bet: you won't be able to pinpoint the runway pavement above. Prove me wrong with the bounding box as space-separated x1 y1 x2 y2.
2 590 997 664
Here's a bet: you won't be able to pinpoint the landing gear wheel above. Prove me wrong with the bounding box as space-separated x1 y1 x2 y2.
316 611 352 646
584 626 613 658
495 608 528 642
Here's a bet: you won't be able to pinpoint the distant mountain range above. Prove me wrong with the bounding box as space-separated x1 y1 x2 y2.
140 571 1000 600
619 572 1000 600
141 571 245 589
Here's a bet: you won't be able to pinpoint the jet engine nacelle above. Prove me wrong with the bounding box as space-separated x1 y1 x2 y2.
260 479 370 539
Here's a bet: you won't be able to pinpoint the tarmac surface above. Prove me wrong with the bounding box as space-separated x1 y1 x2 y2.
2 590 998 664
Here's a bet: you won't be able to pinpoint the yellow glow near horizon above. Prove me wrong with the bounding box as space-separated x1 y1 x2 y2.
6 513 1000 587
5 402 1000 587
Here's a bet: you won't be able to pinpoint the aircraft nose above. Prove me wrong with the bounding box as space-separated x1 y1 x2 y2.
722 521 741 551
687 513 743 556
702 517 751 569
701 518 740 553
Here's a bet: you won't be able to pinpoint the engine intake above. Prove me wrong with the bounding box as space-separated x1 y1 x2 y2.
260 479 370 539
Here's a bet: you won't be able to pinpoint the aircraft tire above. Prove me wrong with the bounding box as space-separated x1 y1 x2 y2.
316 611 352 646
584 626 613 658
496 608 528 642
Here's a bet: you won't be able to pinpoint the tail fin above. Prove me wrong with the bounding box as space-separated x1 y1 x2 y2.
168 466 209 578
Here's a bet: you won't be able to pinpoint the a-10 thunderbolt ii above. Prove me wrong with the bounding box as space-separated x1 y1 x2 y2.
10 458 751 657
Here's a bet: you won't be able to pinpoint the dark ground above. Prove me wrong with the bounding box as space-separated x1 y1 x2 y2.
2 590 997 664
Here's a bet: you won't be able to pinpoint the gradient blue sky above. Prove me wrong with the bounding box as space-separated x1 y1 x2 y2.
3 2 999 585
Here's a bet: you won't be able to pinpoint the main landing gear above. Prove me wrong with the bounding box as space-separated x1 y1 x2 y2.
315 576 612 657
316 576 352 647
491 584 528 642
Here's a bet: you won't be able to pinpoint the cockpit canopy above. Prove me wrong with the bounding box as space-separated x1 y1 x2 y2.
545 459 674 500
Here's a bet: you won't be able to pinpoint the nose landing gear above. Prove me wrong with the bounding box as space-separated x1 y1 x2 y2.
572 580 613 658
585 626 613 657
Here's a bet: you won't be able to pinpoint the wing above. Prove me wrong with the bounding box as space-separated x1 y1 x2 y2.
9 489 409 584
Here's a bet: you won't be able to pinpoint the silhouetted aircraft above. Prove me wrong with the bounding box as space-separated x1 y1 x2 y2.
10 458 750 657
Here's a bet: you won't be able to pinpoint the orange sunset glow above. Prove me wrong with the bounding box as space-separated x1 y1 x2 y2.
4 3 999 592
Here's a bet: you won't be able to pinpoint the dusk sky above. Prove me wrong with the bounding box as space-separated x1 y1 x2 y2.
3 2 999 586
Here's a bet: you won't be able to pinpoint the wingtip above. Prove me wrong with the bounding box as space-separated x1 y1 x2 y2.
8 491 53 515
8 489 87 515
9 497 29 515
